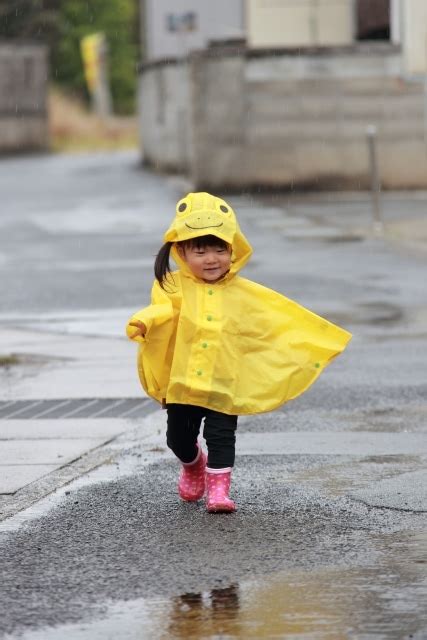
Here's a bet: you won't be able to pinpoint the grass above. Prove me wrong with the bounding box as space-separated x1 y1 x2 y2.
0 355 20 367
49 88 139 153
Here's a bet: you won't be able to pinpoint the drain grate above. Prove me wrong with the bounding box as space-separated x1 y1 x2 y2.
0 398 152 420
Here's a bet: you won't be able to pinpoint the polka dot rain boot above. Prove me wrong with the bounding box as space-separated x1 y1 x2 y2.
178 445 207 502
206 467 236 513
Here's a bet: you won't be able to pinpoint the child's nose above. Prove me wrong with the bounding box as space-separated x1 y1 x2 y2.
206 251 217 263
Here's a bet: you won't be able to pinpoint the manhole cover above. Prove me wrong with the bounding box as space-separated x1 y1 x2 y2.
0 398 151 419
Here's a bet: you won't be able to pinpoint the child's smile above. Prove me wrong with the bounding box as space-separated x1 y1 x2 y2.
180 245 232 283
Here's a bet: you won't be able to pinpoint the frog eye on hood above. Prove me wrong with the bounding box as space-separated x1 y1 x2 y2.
176 199 190 216
216 201 232 217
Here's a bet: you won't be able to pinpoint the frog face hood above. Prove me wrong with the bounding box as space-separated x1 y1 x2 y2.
164 192 253 278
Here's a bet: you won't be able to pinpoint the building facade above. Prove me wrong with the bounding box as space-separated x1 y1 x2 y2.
141 0 244 60
247 0 427 75
138 0 427 189
141 0 427 76
247 0 355 48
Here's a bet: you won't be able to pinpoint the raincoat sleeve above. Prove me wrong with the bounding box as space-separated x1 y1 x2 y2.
126 280 174 344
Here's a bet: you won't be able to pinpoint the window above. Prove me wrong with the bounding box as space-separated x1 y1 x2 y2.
357 0 390 41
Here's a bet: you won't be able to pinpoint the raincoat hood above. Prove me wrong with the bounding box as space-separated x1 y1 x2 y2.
163 192 252 279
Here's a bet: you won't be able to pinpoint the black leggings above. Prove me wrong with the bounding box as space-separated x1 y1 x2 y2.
166 404 238 469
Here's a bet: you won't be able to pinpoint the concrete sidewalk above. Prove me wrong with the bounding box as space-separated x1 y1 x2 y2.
0 321 156 521
0 321 140 400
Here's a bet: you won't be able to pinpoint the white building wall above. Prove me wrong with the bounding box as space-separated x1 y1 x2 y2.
401 0 427 74
246 0 354 48
390 0 402 44
144 0 244 60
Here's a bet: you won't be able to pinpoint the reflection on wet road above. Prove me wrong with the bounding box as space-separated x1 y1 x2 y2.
140 531 427 639
13 530 426 639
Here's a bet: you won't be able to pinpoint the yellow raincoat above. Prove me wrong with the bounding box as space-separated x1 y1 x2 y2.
126 193 352 415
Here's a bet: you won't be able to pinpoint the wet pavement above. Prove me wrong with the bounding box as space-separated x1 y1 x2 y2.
1 453 426 639
0 151 427 638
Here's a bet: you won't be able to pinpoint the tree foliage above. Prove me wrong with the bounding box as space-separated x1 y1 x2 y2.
0 0 139 114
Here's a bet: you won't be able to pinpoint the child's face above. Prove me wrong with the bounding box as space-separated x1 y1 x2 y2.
179 244 232 283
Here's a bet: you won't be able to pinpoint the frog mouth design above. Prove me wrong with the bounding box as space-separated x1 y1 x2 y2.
185 222 224 230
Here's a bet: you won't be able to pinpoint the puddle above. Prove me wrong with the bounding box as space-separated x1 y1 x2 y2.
12 530 427 639
322 233 365 243
346 406 427 434
332 302 404 326
278 229 365 243
287 454 426 500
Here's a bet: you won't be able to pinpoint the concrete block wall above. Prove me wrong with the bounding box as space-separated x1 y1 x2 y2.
0 44 49 153
190 53 247 186
139 60 191 172
139 44 427 189
240 49 427 189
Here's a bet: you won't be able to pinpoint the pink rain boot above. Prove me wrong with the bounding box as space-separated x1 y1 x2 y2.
206 467 236 513
178 445 207 502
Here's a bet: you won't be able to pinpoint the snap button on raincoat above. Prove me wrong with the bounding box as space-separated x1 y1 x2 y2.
126 193 352 416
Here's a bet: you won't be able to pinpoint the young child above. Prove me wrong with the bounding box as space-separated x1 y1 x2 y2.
126 192 351 513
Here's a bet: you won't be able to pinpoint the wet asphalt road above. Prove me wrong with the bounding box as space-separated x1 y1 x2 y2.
0 151 427 638
1 456 426 638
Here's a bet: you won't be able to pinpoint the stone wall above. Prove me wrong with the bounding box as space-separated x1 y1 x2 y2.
138 44 427 189
0 43 49 153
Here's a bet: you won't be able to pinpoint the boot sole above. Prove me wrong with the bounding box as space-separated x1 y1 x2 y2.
207 503 236 513
179 493 205 502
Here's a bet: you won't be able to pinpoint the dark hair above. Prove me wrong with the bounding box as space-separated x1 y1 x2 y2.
154 242 174 289
154 235 229 289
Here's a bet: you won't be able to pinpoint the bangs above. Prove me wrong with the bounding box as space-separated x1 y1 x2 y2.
180 235 229 251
